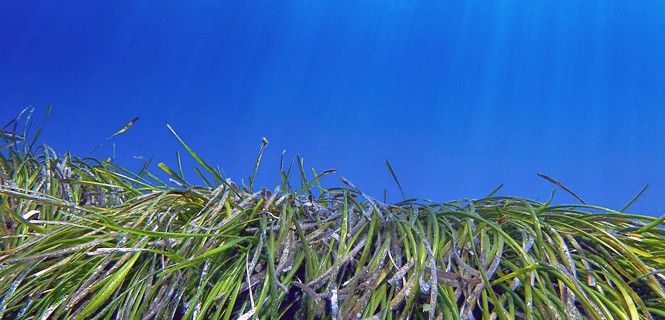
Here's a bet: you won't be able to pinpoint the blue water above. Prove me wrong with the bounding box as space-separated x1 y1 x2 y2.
2 1 665 214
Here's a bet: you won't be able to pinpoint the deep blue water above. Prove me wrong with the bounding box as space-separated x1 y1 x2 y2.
2 1 665 214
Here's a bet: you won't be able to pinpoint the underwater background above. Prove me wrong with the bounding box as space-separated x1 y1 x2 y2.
1 1 664 213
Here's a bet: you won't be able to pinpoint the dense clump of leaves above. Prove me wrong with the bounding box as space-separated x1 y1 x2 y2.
1 112 665 319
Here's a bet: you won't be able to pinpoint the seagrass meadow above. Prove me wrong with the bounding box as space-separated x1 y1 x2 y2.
1 119 665 319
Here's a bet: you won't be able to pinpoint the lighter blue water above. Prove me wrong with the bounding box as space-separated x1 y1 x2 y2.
2 1 665 214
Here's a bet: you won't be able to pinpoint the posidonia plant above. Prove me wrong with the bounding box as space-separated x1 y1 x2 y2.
1 110 665 319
